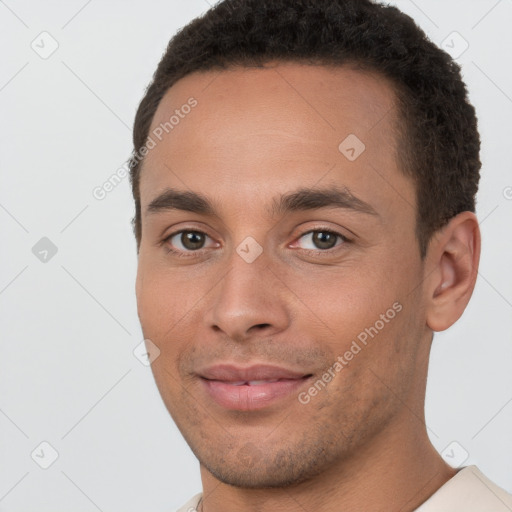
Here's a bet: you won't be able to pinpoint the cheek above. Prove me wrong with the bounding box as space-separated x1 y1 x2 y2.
136 272 181 364
286 255 415 383
136 267 194 400
135 261 211 371
136 261 193 333
291 267 395 340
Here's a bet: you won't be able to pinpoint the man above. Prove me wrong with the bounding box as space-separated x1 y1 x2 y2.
128 0 512 511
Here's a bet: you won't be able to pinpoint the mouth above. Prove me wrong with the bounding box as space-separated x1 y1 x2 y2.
197 364 313 411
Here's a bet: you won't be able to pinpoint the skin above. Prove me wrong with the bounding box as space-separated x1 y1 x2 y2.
135 62 480 512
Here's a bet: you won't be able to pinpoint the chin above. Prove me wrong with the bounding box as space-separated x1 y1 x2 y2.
196 438 340 489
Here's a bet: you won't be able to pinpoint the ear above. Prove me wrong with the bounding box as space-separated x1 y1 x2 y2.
424 211 481 332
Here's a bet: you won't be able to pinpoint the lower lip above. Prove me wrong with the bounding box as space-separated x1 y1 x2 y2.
201 377 310 411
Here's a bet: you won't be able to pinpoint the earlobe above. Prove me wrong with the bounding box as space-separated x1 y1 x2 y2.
425 212 480 332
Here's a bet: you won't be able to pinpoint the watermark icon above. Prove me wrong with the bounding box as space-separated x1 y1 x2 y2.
503 186 512 200
32 237 58 263
31 441 59 469
237 442 264 468
92 97 198 200
298 301 403 404
31 31 59 60
441 440 469 468
133 339 161 366
236 236 263 263
339 133 366 161
441 31 469 60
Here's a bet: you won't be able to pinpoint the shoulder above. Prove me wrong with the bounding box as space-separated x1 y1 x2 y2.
415 466 512 512
174 492 203 512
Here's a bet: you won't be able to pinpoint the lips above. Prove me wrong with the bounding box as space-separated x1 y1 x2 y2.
229 379 280 386
198 364 312 411
199 363 308 382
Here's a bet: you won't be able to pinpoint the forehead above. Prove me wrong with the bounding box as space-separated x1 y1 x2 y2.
140 63 413 218
148 63 398 149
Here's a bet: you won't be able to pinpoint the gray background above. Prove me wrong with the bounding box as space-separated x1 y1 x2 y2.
0 1 511 510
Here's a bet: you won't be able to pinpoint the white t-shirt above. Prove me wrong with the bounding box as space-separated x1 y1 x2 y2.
175 466 512 512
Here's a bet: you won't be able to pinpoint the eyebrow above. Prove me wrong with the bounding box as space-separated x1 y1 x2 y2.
146 186 380 218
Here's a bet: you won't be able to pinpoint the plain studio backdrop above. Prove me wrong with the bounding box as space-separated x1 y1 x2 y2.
1 1 511 510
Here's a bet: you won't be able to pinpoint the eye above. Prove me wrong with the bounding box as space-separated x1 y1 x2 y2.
164 230 217 253
162 228 348 258
295 229 347 251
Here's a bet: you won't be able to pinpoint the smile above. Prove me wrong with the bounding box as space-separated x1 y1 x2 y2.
197 364 312 411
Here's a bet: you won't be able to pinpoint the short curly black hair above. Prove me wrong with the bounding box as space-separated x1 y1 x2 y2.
129 0 481 258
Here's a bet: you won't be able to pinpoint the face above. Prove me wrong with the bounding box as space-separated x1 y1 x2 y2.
135 63 431 488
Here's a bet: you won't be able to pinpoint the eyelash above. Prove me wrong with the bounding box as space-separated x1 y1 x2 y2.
162 228 350 259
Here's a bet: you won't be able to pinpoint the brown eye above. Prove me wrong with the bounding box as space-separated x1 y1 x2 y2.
297 230 345 251
311 231 338 249
166 230 215 253
180 231 205 250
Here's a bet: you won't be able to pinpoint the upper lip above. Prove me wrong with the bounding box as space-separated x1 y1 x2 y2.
198 364 310 382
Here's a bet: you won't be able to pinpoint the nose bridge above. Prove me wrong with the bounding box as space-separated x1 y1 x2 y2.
205 241 289 340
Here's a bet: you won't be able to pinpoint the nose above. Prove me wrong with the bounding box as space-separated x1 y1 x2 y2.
204 247 291 343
